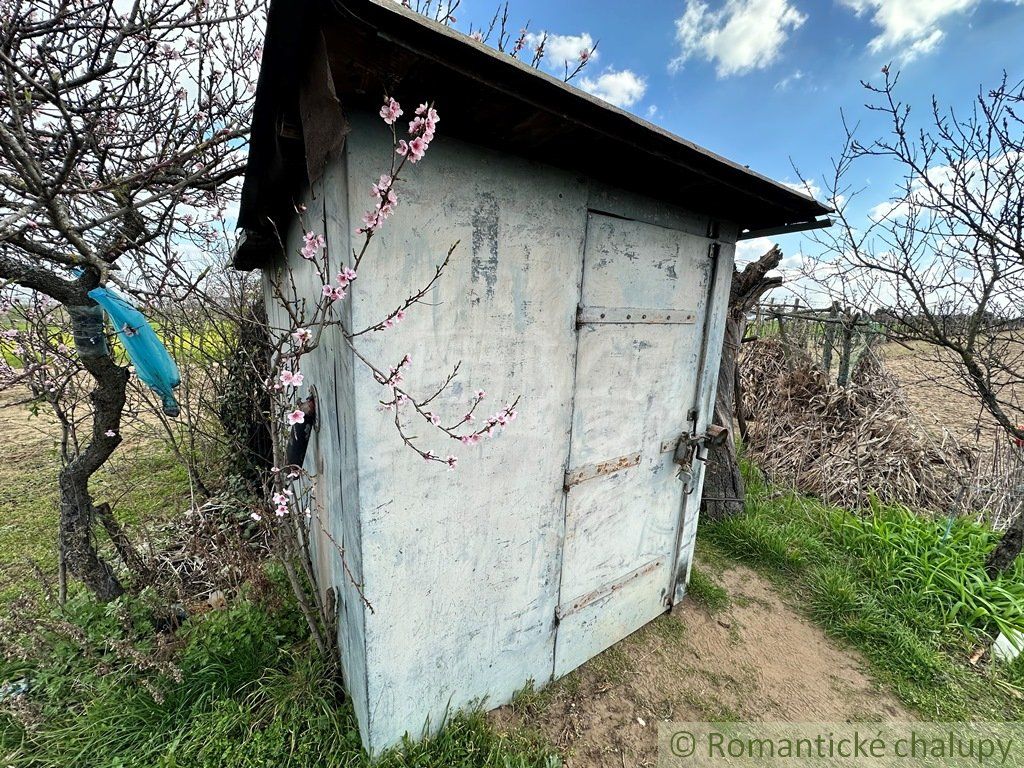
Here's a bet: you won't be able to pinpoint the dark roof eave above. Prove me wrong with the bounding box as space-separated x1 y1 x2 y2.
233 0 832 270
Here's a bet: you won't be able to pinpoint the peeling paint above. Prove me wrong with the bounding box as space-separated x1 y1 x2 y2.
471 192 499 299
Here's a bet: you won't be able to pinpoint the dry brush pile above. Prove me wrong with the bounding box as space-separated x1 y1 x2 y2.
740 339 970 513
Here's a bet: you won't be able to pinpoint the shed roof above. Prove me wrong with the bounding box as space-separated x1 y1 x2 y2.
233 0 831 269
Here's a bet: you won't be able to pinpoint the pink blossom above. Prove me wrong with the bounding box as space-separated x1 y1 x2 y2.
336 267 357 287
322 284 335 297
301 231 325 260
287 409 305 426
250 512 262 522
2 329 17 339
401 354 412 367
280 369 304 388
104 429 116 438
379 97 403 125
474 389 486 400
272 492 289 506
428 412 440 425
395 309 406 322
579 48 591 62
460 434 481 446
292 328 312 345
395 139 409 157
371 174 393 197
446 455 458 471
331 286 347 301
470 31 483 41
275 504 289 517
407 136 427 163
271 466 280 473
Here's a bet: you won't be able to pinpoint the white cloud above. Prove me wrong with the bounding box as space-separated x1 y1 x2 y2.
579 69 647 108
646 104 659 120
735 235 778 266
670 0 807 77
784 178 822 199
838 0 1018 61
525 32 597 72
774 69 805 90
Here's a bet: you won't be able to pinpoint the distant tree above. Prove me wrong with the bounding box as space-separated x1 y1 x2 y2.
809 69 1024 575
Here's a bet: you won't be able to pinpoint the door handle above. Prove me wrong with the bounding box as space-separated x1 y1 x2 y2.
672 424 730 465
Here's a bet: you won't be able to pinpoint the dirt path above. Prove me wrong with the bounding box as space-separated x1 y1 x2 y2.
496 563 908 768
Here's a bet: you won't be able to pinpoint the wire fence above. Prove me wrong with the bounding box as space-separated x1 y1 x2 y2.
749 299 882 387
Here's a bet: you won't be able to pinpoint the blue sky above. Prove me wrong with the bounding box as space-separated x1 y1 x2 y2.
449 0 1024 264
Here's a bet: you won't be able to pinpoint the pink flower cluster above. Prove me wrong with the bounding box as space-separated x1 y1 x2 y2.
272 490 292 517
357 174 398 235
396 102 439 164
322 266 355 302
381 308 406 330
301 231 325 260
292 327 312 346
356 99 440 236
279 369 304 388
459 397 518 445
379 97 403 125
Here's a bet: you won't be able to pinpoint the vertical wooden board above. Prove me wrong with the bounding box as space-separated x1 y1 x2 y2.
553 561 669 678
673 236 738 604
554 212 718 682
559 453 679 602
567 323 702 469
580 213 712 311
342 112 587 752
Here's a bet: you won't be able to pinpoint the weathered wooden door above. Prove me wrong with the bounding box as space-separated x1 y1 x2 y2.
553 211 718 677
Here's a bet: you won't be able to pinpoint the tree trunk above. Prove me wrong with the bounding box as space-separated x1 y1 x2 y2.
60 306 130 601
702 311 747 521
986 509 1024 579
701 246 783 522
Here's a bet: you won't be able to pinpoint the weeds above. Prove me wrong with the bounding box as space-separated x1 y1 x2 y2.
685 566 729 613
702 462 1024 720
0 571 558 768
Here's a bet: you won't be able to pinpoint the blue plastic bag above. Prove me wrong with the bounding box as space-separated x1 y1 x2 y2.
87 287 181 417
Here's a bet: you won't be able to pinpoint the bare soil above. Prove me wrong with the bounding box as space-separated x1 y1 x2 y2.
495 564 908 768
879 342 1023 463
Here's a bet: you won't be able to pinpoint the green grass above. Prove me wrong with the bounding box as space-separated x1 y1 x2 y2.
701 462 1024 720
685 565 730 613
0 434 189 604
0 573 559 768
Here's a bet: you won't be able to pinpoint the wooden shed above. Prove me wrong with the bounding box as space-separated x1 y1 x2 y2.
234 0 830 752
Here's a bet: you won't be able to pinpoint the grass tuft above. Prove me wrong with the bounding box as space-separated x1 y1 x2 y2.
700 461 1024 721
685 566 730 613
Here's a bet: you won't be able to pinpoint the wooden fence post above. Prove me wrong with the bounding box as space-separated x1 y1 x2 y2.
822 301 838 374
837 308 855 387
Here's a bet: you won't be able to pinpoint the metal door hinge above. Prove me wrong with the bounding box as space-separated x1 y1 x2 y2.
564 451 641 491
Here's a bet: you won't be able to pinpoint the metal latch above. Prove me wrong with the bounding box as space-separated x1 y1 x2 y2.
671 424 730 494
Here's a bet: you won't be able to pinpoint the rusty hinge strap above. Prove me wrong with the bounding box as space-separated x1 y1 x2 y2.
577 306 698 326
564 451 641 491
556 558 664 620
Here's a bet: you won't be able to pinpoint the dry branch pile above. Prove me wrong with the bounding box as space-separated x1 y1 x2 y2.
741 340 969 512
